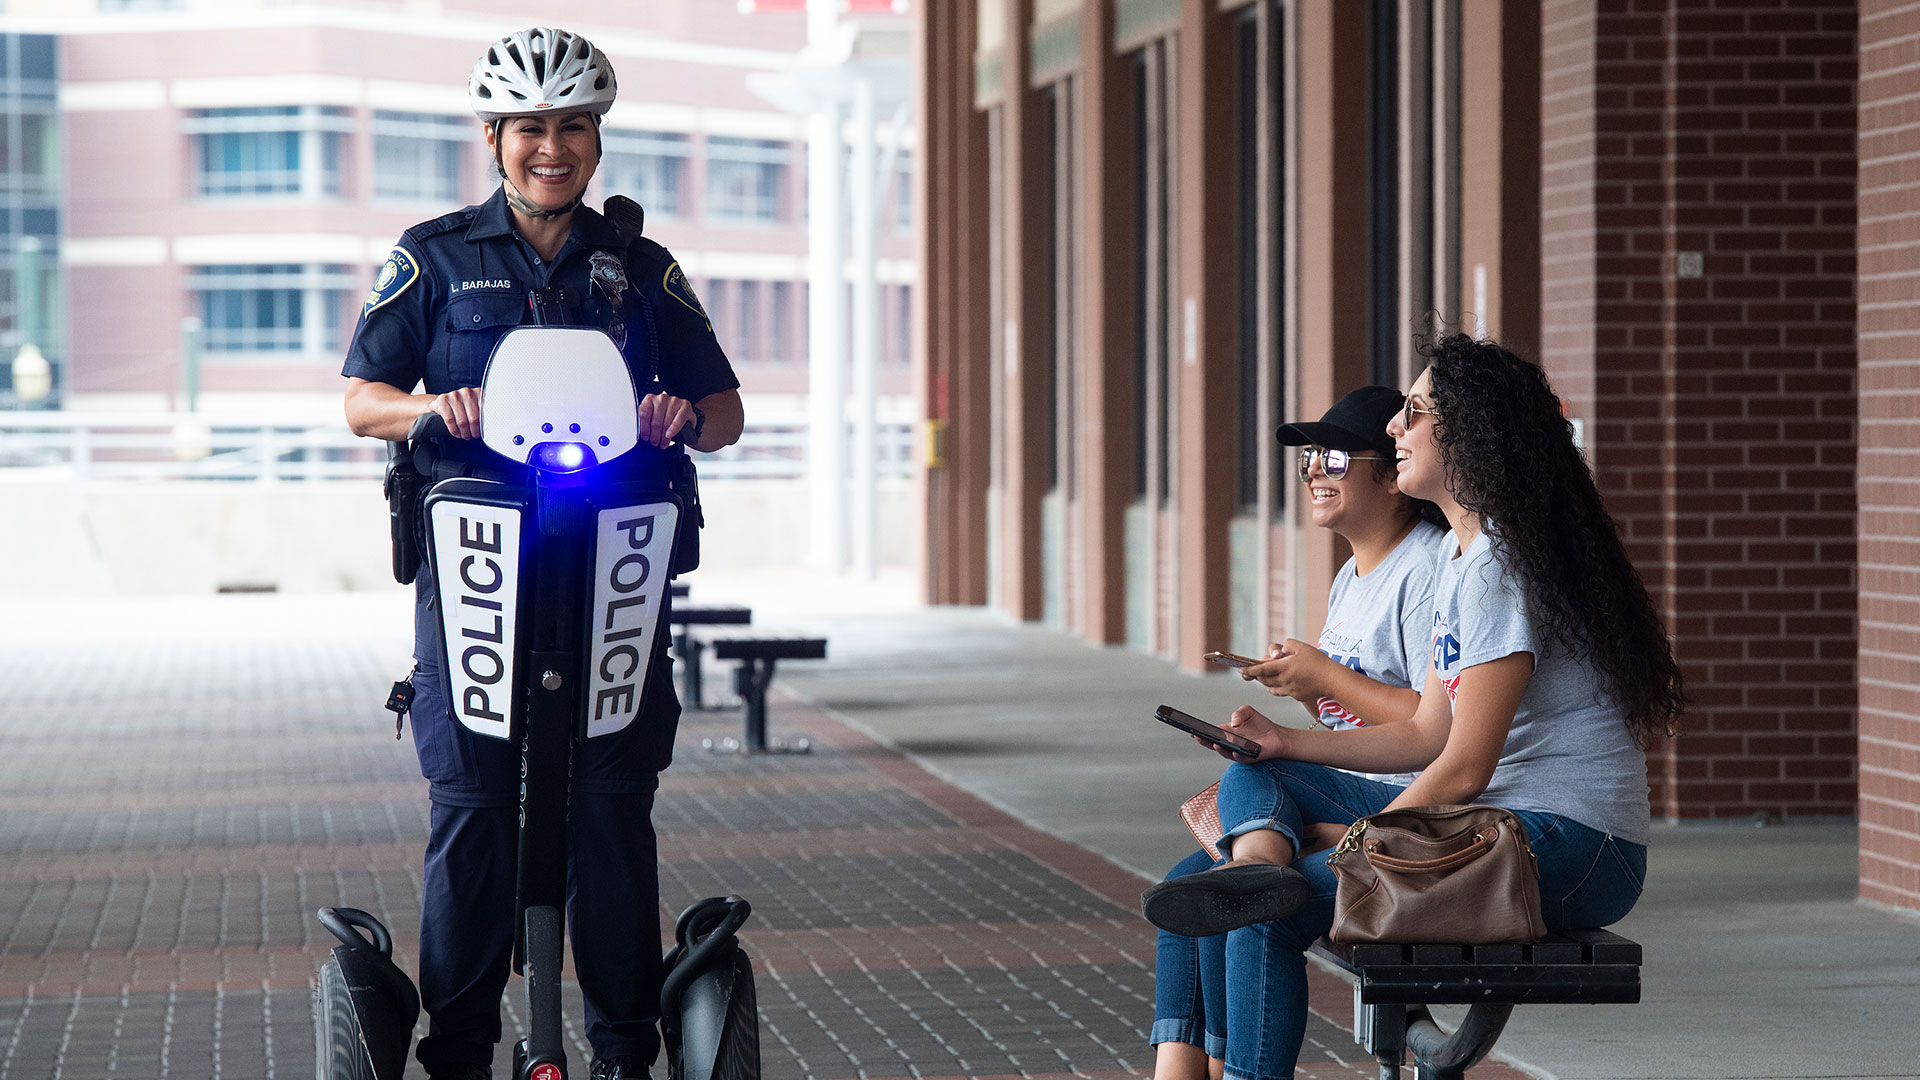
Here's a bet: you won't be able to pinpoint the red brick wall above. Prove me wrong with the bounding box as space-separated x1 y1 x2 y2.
1540 0 1858 820
1857 0 1920 910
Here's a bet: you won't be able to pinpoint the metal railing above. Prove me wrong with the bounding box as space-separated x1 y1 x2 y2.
0 413 915 483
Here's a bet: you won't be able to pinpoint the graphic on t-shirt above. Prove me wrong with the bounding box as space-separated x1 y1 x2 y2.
1318 697 1366 726
1432 610 1463 700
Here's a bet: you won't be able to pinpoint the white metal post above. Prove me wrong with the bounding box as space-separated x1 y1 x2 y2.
808 97 849 574
849 79 880 580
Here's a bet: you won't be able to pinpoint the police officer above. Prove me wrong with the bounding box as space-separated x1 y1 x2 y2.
341 27 742 1080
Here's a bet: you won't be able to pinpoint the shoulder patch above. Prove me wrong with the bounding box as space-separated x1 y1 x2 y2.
663 262 710 329
364 246 421 317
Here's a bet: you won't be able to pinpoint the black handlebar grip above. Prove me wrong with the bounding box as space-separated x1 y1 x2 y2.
317 906 395 958
408 410 450 445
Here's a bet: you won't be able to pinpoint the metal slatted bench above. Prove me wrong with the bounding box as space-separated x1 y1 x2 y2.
704 634 828 754
1309 928 1642 1080
668 603 752 709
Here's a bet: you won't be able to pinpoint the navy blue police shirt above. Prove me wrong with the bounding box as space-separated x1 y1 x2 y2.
342 186 739 407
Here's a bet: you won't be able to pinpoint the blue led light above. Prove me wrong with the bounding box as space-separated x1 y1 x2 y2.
526 441 598 473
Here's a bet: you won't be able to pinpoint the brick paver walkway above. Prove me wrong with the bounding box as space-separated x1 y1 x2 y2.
0 597 1526 1078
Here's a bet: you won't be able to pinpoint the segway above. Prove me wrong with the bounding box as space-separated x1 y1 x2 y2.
313 322 760 1080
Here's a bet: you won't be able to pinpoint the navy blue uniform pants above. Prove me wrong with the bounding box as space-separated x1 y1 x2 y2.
409 590 680 1073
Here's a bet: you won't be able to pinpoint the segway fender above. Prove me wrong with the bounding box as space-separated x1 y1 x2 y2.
317 907 418 1080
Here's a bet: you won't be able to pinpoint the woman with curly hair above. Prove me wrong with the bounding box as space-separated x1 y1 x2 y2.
1139 333 1683 1080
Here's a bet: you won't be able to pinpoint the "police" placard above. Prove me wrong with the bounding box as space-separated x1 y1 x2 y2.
430 499 523 740
585 501 679 738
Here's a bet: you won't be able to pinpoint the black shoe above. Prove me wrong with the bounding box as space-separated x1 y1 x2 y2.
590 1056 650 1080
1140 861 1312 937
426 1065 491 1080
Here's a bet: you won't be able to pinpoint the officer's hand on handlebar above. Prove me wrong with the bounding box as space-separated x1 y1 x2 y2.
637 392 694 449
431 387 484 440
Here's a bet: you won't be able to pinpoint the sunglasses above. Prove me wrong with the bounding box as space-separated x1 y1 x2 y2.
1297 447 1388 483
1402 399 1439 429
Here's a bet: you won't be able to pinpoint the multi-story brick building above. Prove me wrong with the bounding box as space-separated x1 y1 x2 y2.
1 0 914 418
915 0 1920 913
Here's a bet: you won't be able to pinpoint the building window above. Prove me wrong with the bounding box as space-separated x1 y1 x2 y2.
706 136 790 223
186 106 350 200
1 111 57 200
373 111 466 205
736 279 761 363
771 280 792 364
601 130 689 219
893 151 913 233
191 264 355 357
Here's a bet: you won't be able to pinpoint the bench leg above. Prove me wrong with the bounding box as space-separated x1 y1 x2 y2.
683 635 706 710
1404 1003 1513 1080
739 658 773 751
700 658 811 755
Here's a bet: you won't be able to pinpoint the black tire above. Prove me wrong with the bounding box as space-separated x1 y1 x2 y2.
710 951 760 1080
315 958 376 1080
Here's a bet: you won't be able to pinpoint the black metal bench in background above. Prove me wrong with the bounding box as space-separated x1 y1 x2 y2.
703 634 828 754
1309 927 1642 1080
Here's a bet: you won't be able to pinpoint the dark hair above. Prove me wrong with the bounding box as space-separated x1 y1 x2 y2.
1363 456 1450 530
1421 332 1684 745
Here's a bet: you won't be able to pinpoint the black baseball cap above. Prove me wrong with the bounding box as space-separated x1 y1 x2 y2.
1274 385 1403 455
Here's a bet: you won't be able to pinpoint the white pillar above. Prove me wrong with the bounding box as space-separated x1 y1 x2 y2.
807 98 849 574
849 78 880 580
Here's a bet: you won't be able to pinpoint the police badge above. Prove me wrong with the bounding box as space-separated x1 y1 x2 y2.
589 250 631 302
589 250 633 350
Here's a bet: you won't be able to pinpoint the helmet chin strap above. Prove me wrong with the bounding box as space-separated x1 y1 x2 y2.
501 176 581 221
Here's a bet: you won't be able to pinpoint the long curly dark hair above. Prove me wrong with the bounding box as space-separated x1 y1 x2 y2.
1422 333 1684 745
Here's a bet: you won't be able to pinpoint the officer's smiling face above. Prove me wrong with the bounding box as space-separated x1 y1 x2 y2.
487 110 599 214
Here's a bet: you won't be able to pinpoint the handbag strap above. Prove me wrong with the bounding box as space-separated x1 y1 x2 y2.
1362 830 1497 874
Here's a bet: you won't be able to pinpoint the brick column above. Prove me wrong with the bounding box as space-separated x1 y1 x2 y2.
1078 0 1134 644
1539 0 1858 820
1858 0 1920 910
919 0 992 606
1000 0 1049 621
1172 0 1237 666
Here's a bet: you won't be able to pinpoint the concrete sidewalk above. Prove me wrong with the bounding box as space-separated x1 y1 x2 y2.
743 604 1920 1080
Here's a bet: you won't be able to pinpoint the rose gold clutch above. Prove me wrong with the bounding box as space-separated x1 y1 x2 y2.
1179 781 1224 851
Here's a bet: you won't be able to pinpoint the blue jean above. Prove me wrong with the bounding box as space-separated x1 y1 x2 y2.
1158 761 1647 1080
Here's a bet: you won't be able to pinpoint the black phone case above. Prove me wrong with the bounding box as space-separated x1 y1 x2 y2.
1155 706 1259 756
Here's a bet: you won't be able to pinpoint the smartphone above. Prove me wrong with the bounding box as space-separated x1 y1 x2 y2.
1154 704 1262 760
1204 650 1263 669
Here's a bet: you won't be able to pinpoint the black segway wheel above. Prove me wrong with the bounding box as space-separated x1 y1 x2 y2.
315 957 377 1080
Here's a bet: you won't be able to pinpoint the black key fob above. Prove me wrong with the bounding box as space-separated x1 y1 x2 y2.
385 672 416 740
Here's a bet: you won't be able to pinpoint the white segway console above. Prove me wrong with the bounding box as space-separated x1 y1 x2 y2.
426 327 679 742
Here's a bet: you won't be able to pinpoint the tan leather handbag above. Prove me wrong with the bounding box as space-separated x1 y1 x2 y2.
1326 805 1547 944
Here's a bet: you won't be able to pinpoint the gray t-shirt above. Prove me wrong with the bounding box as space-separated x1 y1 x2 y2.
1431 530 1651 844
1316 521 1450 784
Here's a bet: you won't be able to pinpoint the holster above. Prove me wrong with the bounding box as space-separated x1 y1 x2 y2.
383 441 424 585
669 447 703 576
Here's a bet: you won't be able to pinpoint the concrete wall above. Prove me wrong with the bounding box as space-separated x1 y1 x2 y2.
0 479 913 596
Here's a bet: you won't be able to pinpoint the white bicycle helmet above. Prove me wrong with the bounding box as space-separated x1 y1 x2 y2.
469 27 617 122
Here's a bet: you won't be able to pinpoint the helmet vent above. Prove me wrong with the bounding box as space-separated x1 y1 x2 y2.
477 85 493 99
505 42 523 69
594 74 609 90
